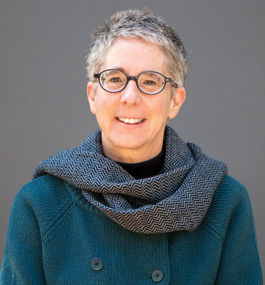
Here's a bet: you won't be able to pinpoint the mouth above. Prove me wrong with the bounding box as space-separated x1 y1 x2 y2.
117 117 144 124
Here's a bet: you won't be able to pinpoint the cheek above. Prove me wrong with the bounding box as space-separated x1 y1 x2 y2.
94 95 109 113
155 99 172 121
95 97 114 125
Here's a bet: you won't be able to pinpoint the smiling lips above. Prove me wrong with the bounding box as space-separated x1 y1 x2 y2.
117 117 144 124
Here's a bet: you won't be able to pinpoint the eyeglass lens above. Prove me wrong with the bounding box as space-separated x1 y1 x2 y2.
100 70 165 94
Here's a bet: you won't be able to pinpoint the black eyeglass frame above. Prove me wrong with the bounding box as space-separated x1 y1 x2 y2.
94 69 178 95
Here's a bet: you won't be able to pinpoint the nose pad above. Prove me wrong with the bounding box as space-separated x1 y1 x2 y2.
120 80 141 105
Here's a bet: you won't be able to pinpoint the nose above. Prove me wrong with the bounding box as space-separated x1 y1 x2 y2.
120 79 141 105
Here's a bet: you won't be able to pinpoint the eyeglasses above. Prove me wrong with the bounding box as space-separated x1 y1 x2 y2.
94 69 178 95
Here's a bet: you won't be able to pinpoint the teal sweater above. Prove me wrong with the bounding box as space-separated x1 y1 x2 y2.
0 174 263 284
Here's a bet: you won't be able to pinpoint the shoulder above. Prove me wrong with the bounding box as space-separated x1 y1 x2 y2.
12 175 75 234
14 174 71 209
203 175 254 239
12 174 105 234
210 174 251 213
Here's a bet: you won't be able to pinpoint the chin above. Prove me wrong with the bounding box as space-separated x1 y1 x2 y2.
113 139 144 150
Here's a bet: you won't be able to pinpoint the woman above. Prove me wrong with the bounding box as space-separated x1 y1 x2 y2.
0 8 262 284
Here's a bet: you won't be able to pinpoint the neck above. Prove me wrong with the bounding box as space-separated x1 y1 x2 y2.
101 138 164 164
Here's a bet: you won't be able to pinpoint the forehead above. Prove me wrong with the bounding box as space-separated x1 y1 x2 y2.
101 37 169 75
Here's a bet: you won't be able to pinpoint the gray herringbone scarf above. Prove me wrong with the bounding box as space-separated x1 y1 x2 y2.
33 126 227 234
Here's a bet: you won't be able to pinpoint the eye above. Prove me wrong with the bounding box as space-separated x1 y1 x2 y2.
139 72 164 88
103 71 125 84
109 77 122 83
144 80 156 86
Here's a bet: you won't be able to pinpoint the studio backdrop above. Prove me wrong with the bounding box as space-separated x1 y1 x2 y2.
1 0 264 273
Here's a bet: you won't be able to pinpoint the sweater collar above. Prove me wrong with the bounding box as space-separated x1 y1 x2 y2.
115 146 165 179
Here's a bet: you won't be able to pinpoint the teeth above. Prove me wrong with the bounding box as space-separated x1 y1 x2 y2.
118 117 143 124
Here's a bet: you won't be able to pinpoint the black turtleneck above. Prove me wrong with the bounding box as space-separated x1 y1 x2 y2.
116 146 165 179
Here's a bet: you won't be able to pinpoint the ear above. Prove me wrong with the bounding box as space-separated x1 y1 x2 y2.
168 87 186 120
87 82 97 115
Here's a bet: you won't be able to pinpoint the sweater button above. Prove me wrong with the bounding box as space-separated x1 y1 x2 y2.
90 257 103 271
152 269 163 282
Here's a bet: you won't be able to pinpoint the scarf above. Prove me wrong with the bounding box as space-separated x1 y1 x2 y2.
33 126 227 234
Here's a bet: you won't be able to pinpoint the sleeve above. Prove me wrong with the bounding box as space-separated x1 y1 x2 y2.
215 184 263 284
0 188 46 285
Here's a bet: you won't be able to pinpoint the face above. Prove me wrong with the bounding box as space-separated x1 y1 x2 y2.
87 38 186 163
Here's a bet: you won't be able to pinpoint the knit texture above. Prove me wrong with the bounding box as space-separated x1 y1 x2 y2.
33 126 227 234
0 174 263 284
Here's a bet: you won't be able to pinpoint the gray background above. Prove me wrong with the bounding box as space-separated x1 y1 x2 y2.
1 0 264 274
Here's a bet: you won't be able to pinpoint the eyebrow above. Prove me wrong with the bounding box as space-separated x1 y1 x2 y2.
107 67 126 73
105 67 160 76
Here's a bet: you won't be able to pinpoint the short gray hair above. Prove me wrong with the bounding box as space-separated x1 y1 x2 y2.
86 8 189 87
